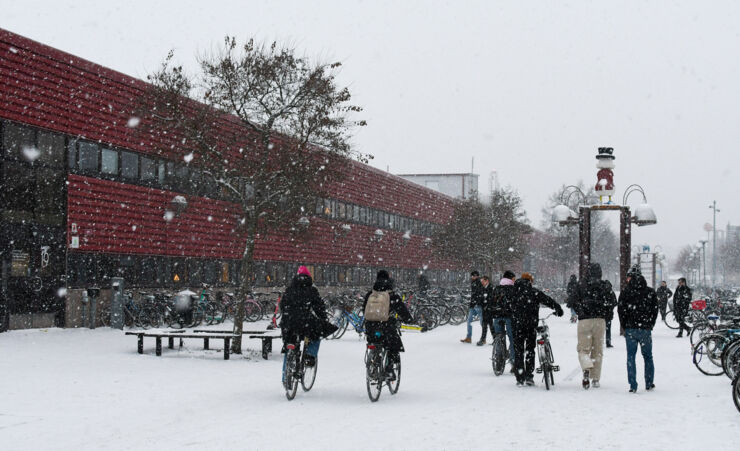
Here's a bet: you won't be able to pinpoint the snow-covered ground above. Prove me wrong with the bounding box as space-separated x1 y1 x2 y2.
1 316 738 451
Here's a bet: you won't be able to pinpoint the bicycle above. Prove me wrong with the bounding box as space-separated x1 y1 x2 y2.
329 304 365 339
491 331 508 376
364 334 401 402
535 314 559 390
283 336 318 401
692 330 740 376
733 372 740 413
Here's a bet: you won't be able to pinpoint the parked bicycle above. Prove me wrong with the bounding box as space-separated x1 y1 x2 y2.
283 336 318 400
535 314 559 390
364 335 401 402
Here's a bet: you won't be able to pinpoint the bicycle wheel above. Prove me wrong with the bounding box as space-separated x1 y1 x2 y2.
664 309 679 329
365 349 383 402
690 323 710 348
538 345 550 390
301 355 318 392
545 342 555 388
721 339 740 379
284 348 300 400
331 314 349 339
386 354 401 394
733 373 740 413
244 300 263 322
693 335 727 376
491 335 506 376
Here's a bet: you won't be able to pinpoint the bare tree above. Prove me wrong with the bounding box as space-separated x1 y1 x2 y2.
139 38 366 351
432 188 529 275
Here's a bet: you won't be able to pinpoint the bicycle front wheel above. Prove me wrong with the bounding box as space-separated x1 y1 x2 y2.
365 349 383 402
721 339 740 380
545 342 555 388
301 356 318 392
386 354 401 394
693 335 727 376
733 373 740 413
331 314 348 339
244 300 263 322
664 309 679 329
284 349 300 400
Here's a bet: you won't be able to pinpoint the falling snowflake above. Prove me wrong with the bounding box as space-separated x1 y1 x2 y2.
131 225 137 231
184 153 194 163
126 117 141 128
207 216 213 222
9 47 18 54
22 146 41 162
163 211 175 222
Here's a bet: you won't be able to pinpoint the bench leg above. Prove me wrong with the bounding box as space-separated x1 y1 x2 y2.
168 337 174 349
156 337 162 356
262 339 270 360
138 335 144 354
179 338 183 348
204 337 209 350
224 338 231 360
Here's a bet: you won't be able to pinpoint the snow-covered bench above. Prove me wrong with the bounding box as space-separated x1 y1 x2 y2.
248 333 282 360
125 331 237 360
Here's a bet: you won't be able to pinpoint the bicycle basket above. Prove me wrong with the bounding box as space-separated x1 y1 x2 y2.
691 299 707 310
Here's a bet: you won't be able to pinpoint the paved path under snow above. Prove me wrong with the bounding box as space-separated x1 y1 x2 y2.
1 316 738 450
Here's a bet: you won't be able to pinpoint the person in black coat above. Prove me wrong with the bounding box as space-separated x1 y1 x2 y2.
618 273 659 392
604 280 618 348
478 276 495 345
363 270 413 365
655 281 673 322
510 272 564 386
492 270 517 364
461 271 485 343
280 266 337 366
673 278 692 337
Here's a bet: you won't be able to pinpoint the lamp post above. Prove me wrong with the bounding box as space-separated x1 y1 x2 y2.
698 239 708 287
708 201 720 287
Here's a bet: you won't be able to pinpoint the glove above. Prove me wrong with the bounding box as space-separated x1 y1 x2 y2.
556 306 564 317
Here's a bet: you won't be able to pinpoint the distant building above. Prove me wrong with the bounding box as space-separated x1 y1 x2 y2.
396 173 479 200
727 224 740 242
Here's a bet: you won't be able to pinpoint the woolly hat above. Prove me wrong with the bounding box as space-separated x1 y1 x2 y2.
297 266 311 276
470 271 480 277
627 265 641 277
376 269 390 280
503 270 516 280
521 272 534 282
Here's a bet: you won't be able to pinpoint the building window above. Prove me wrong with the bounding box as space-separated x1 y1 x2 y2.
121 151 139 179
2 121 34 160
78 142 99 172
1 161 35 213
36 131 65 167
101 148 119 175
140 156 156 181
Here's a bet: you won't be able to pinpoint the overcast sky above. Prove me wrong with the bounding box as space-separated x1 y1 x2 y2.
2 0 738 261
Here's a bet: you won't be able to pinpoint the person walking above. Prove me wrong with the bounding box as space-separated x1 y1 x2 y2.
492 270 517 368
461 271 484 343
604 280 618 348
511 272 564 386
280 266 337 372
673 278 692 337
574 263 615 389
363 270 413 379
618 272 659 393
478 276 495 346
566 274 579 323
656 281 673 322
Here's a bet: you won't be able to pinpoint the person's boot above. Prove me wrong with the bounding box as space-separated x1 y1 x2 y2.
476 339 486 346
460 337 471 343
592 380 600 388
582 370 591 389
676 332 683 338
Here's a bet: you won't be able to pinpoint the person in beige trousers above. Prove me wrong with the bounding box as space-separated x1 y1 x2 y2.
573 263 616 389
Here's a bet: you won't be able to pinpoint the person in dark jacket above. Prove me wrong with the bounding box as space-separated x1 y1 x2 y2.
510 272 564 386
618 273 659 392
566 274 579 323
656 281 673 321
491 270 517 364
417 272 430 295
574 263 615 389
604 280 618 348
461 271 484 343
673 278 692 337
363 270 413 374
478 276 495 345
280 266 338 369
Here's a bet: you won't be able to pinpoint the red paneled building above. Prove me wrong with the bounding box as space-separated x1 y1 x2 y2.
0 29 466 330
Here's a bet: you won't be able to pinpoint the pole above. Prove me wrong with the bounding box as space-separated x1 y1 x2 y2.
710 201 720 287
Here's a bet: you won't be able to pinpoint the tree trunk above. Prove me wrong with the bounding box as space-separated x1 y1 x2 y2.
231 217 258 353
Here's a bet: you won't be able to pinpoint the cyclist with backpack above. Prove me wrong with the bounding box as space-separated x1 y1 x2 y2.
363 270 413 378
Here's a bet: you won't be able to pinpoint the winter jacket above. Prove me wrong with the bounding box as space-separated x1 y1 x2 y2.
280 274 337 341
618 275 659 330
480 282 495 313
566 276 579 308
574 263 616 320
656 286 673 302
603 280 618 321
511 278 564 329
674 285 692 315
491 278 515 318
363 277 413 353
470 278 484 308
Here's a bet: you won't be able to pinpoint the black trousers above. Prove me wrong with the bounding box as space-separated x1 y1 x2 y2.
605 319 612 345
513 323 536 383
658 299 668 320
480 310 495 342
675 308 691 334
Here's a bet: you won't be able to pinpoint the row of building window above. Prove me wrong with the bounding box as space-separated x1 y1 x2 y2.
316 198 439 237
66 252 465 290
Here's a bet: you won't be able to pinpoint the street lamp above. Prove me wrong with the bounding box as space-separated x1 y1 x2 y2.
708 201 720 286
698 239 708 287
